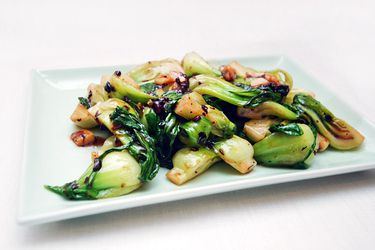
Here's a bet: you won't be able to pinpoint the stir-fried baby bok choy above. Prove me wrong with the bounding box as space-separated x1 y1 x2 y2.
107 73 157 103
253 123 316 168
182 52 221 77
141 106 181 168
46 99 160 200
174 92 236 138
167 147 220 185
189 75 288 107
293 94 364 150
47 52 365 200
179 117 212 146
213 135 257 174
225 61 294 89
45 136 143 199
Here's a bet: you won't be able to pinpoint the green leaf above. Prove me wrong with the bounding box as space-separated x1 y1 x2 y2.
203 96 224 110
244 91 283 108
140 82 159 93
78 97 91 109
161 91 184 113
110 106 160 182
141 102 181 169
162 90 184 101
45 182 94 200
157 113 180 168
191 75 285 108
269 123 304 136
179 117 212 146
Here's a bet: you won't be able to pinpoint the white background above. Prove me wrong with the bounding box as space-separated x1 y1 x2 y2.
1 0 375 249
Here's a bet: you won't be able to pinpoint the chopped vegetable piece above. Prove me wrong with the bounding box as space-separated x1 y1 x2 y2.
87 83 108 106
167 147 220 185
182 52 221 77
214 135 257 174
109 75 157 103
70 103 97 128
243 119 275 142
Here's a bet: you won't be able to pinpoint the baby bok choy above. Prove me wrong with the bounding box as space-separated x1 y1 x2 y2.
167 147 220 185
88 98 136 145
253 123 316 168
237 101 299 120
141 107 181 169
46 99 160 200
243 118 276 142
213 135 257 174
107 72 157 103
179 117 212 147
45 136 142 199
189 75 288 108
182 52 221 77
293 94 364 150
226 61 294 89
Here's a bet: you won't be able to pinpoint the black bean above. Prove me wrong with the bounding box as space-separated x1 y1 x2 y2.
201 105 208 113
70 182 79 190
93 159 102 172
105 81 114 92
324 114 333 122
193 116 201 122
197 132 207 144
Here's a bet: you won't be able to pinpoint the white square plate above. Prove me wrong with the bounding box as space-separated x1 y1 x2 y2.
18 56 375 225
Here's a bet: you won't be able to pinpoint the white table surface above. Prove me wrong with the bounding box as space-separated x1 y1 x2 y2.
1 0 375 249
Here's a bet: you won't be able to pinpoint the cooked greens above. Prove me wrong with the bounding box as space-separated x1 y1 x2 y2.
179 117 212 147
269 123 304 136
182 52 221 77
48 52 364 200
293 94 364 150
109 75 157 103
253 124 316 168
110 106 160 181
45 137 142 199
167 147 220 185
213 135 257 174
